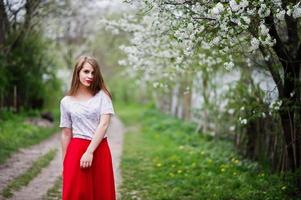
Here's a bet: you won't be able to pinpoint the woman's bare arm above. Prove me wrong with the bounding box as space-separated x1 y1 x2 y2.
61 127 72 164
80 114 111 168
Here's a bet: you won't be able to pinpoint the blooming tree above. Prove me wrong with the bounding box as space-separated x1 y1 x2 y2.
103 0 301 188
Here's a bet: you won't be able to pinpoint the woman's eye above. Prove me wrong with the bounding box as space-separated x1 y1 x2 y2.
83 70 94 75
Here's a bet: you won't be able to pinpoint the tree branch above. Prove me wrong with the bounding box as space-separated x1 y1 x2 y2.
265 13 290 66
259 45 284 96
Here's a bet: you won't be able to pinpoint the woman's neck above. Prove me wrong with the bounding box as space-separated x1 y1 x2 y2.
76 85 92 96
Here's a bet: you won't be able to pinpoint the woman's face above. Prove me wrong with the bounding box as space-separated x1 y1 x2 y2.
79 62 94 87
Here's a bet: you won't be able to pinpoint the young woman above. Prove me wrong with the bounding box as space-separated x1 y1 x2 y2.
59 55 116 200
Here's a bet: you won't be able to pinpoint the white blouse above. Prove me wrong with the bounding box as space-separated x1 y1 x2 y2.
59 90 115 140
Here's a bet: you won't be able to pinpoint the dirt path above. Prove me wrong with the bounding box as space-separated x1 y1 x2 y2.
11 148 61 200
107 116 125 200
0 116 125 200
0 133 60 193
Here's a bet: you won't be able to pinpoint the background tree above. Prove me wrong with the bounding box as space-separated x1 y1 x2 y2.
103 0 301 193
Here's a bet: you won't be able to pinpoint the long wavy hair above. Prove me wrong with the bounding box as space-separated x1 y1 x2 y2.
67 55 112 100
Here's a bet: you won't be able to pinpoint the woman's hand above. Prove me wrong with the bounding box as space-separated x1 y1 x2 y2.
80 151 93 169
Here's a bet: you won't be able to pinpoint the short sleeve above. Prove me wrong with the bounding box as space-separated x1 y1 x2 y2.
59 100 72 128
100 92 115 115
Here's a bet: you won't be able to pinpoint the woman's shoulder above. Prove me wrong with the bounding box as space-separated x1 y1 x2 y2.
60 95 70 105
99 90 107 98
99 90 111 98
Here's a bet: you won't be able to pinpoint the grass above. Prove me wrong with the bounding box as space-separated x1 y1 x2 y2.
0 110 59 164
43 176 62 200
1 148 57 198
116 102 297 200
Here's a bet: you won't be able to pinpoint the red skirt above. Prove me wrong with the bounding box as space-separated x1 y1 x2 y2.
62 137 116 200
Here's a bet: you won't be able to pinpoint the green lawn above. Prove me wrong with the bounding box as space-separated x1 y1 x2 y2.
0 109 59 164
116 102 296 200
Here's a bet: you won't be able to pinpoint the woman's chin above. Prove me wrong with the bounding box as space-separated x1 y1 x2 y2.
80 82 91 87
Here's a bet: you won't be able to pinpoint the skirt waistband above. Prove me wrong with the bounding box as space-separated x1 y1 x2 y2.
72 136 108 141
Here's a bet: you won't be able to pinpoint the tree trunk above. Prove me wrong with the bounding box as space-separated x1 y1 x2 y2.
0 0 9 49
278 62 301 192
263 11 301 191
182 74 192 121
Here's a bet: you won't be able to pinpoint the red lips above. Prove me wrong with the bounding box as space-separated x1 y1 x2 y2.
86 80 92 84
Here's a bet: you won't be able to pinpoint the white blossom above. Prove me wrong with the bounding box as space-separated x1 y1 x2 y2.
241 119 247 125
229 125 235 131
264 55 270 61
211 36 221 45
292 2 301 19
118 59 127 66
153 82 159 88
224 61 234 71
240 0 249 9
241 16 250 24
258 4 271 18
286 6 292 16
239 117 248 125
229 0 239 12
269 100 282 111
250 37 260 51
276 9 285 20
261 34 276 47
211 2 225 16
246 58 252 67
228 109 235 115
259 22 269 35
